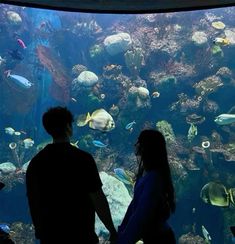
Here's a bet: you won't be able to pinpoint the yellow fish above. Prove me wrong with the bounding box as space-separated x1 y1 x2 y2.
213 37 230 46
77 109 115 132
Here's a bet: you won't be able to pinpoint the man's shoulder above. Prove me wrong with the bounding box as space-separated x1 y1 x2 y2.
72 146 94 161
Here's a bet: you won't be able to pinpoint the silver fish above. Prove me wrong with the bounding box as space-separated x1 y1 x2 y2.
214 114 235 125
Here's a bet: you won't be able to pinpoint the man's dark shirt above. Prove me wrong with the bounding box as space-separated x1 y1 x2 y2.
26 142 102 243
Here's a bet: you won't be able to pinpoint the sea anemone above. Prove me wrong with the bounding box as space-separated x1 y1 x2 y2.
9 142 17 150
202 141 210 149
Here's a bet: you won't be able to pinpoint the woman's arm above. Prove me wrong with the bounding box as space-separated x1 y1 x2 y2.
118 172 161 244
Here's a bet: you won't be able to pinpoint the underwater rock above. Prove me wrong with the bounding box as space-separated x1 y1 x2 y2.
192 31 208 46
0 162 16 174
95 171 131 235
75 70 98 87
6 11 22 25
178 232 205 244
104 32 132 56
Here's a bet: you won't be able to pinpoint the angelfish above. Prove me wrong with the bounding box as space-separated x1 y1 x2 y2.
6 71 33 89
214 114 235 125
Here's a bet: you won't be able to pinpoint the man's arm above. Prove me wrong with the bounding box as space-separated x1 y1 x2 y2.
89 189 117 240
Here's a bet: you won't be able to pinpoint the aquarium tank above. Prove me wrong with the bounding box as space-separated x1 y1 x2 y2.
1 3 235 243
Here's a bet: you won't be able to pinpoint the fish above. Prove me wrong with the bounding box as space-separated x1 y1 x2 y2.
71 97 77 103
92 140 107 148
113 168 134 186
202 225 211 243
213 37 230 46
7 72 33 89
71 141 79 148
17 38 27 49
187 123 197 142
76 109 115 132
125 121 136 130
214 114 235 125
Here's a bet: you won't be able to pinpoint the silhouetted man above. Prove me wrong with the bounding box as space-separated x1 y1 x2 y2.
26 106 117 244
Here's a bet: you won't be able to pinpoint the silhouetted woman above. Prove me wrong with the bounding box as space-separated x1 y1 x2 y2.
117 129 176 244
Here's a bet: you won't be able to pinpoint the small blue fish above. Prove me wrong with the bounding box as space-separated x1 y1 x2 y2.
114 168 134 186
0 224 10 234
125 120 136 130
7 72 33 89
92 140 107 148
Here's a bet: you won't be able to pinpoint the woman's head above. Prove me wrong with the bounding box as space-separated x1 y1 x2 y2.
135 129 167 171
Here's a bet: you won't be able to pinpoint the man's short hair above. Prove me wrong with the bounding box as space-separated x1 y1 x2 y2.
42 106 74 138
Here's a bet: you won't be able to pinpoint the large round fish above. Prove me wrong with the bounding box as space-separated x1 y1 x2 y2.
77 108 115 132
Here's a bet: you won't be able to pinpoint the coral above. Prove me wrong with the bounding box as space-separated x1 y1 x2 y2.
178 232 206 244
186 114 205 125
191 31 208 46
156 120 176 144
36 45 71 103
10 222 35 244
202 99 219 114
194 75 223 97
103 64 122 81
89 44 104 59
216 67 232 82
211 21 226 29
211 45 223 56
225 29 235 44
127 86 150 109
103 32 132 56
73 70 98 87
124 47 144 76
72 64 87 76
109 104 120 117
170 93 200 113
73 19 102 37
6 11 22 25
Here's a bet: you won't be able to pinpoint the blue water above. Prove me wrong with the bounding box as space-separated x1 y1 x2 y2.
0 4 235 243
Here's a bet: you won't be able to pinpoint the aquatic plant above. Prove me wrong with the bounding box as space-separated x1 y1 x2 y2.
36 45 71 103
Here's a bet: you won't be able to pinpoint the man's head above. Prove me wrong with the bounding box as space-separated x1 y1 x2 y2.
42 106 74 139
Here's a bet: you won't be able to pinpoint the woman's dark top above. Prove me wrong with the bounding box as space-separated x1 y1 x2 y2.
118 170 174 244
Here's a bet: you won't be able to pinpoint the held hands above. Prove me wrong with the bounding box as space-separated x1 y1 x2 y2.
108 230 118 244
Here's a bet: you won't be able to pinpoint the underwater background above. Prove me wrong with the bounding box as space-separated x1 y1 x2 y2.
1 4 235 243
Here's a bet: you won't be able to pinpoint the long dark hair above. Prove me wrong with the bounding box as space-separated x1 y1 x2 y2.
135 129 176 213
